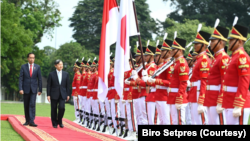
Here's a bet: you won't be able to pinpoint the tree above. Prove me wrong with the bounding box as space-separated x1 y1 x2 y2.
162 0 250 29
1 0 33 94
69 0 159 54
8 0 62 45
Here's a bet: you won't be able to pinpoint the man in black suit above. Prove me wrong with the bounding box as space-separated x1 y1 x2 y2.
47 59 70 128
19 53 42 127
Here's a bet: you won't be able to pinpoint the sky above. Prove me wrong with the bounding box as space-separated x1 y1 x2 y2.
36 0 173 50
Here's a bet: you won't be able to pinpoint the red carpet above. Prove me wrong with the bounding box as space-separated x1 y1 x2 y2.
1 114 126 141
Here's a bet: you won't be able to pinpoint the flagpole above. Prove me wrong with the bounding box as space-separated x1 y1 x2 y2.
132 0 145 70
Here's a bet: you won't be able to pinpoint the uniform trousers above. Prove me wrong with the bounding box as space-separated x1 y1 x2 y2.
79 95 87 119
110 99 119 129
185 102 192 125
125 100 137 132
155 101 170 124
92 99 99 121
73 96 79 119
133 98 139 132
207 106 226 124
137 96 148 125
169 103 187 125
105 98 112 126
147 102 159 125
190 102 208 124
119 99 126 129
224 108 250 125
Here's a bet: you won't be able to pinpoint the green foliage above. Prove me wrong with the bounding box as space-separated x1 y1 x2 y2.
162 0 250 29
1 0 33 93
69 0 159 55
9 0 62 44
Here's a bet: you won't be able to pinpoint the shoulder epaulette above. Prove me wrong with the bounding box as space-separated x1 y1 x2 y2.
180 58 185 63
239 50 244 54
203 55 207 59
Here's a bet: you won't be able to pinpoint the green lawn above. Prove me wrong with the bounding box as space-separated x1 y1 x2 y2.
1 102 76 141
1 121 25 141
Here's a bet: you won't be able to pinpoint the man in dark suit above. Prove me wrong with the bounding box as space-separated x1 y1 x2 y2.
19 53 42 127
47 59 70 128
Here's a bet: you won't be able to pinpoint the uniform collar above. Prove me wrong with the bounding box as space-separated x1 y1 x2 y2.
232 47 244 55
214 48 224 57
196 51 206 59
175 56 183 62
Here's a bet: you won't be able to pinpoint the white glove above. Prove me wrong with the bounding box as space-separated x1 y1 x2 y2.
233 107 242 117
216 104 224 114
197 104 205 114
175 104 182 110
148 77 156 83
142 70 148 77
142 76 148 82
125 79 130 85
187 80 191 87
132 70 137 76
132 74 138 80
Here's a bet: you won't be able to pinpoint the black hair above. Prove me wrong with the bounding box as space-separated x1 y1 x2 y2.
27 53 35 58
54 59 62 65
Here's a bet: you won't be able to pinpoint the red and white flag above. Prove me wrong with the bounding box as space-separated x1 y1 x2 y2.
114 0 137 99
98 0 119 102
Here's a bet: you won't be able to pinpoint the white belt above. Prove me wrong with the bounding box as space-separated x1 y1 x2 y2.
206 85 220 91
72 87 76 89
155 85 168 90
223 85 238 92
133 87 138 89
124 88 130 91
150 88 156 92
191 80 201 90
79 86 87 89
168 88 179 93
108 87 115 91
87 89 97 92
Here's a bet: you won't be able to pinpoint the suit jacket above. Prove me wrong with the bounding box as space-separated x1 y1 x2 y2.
47 70 70 100
19 63 42 94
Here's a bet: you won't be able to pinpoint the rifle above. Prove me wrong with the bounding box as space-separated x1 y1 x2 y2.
151 57 174 78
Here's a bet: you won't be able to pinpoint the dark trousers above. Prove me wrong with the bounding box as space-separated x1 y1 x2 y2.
51 94 65 126
23 91 37 123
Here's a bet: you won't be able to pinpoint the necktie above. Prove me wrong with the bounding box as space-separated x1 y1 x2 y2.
58 71 61 85
30 64 32 77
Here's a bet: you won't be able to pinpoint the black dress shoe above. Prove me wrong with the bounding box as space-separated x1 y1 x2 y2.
53 125 57 128
23 122 29 126
59 124 64 128
29 123 37 127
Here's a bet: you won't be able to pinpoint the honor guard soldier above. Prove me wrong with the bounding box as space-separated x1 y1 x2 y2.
204 19 230 125
72 59 82 123
81 59 92 126
123 57 137 140
78 57 87 125
168 34 189 125
219 17 250 124
143 45 158 125
125 46 144 133
186 49 194 125
107 56 120 135
86 59 98 129
148 44 172 125
102 56 114 134
130 44 157 125
189 24 211 124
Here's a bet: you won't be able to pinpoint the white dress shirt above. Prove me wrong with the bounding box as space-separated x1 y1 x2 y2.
28 63 34 74
56 69 62 85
